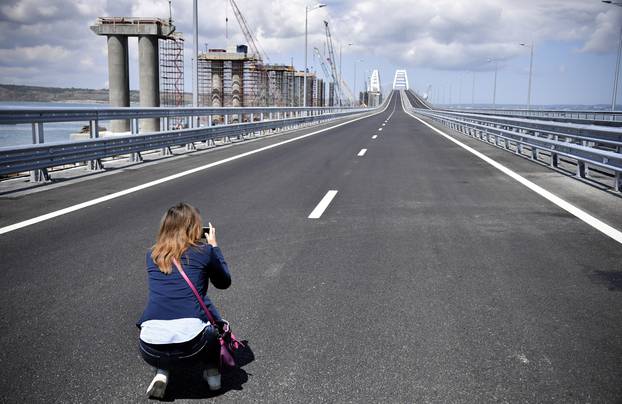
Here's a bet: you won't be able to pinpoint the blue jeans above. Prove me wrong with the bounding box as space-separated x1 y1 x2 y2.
139 325 220 370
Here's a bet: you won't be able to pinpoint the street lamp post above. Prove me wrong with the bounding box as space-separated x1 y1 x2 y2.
192 0 198 110
602 1 622 111
304 3 326 108
471 71 475 105
338 42 352 105
488 58 499 106
353 59 363 106
520 42 534 110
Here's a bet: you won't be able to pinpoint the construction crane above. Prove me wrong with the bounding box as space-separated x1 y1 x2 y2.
340 77 354 105
228 0 287 106
313 47 332 82
323 20 342 105
228 0 269 63
322 20 354 106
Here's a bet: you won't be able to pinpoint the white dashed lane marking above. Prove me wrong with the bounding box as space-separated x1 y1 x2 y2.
308 190 338 219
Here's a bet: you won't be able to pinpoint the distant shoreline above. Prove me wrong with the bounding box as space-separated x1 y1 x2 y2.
0 83 192 104
0 83 612 110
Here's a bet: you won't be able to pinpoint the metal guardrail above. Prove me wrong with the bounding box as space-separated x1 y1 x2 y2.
0 105 372 181
436 106 622 126
417 109 622 151
0 105 354 125
401 91 622 192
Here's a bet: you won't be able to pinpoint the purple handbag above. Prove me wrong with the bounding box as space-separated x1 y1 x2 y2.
172 258 243 369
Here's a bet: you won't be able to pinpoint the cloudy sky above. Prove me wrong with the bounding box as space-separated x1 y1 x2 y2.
0 0 620 106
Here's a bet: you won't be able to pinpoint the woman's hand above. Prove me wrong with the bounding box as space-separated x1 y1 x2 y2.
207 222 218 247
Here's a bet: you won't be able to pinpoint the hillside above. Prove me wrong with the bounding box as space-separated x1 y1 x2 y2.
0 84 191 104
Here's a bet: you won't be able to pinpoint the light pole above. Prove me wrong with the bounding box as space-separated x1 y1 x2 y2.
353 59 363 105
471 71 475 105
458 72 465 105
339 42 352 105
304 3 326 108
520 42 534 110
192 0 198 111
488 58 499 106
602 1 622 111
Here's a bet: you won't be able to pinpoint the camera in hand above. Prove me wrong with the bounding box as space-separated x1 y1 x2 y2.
201 226 210 239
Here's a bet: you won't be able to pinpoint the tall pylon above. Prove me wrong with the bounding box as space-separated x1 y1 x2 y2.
392 69 409 90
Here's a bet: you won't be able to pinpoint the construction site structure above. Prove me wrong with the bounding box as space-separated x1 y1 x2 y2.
197 47 326 120
159 31 185 127
91 17 176 133
294 72 325 107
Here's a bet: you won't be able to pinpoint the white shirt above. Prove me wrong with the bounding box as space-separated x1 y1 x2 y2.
140 318 209 344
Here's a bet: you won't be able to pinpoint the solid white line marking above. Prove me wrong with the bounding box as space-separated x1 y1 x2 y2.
0 101 393 235
358 148 367 157
308 190 338 219
372 135 378 139
403 106 622 245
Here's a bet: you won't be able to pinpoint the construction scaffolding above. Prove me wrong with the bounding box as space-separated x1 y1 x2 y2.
197 47 324 111
159 32 184 110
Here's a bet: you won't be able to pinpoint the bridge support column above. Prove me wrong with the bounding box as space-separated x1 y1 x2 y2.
139 35 160 133
107 35 130 132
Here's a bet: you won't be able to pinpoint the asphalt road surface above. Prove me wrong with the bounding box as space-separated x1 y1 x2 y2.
1 91 621 403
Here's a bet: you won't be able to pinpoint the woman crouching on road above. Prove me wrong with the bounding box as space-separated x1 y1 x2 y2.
137 202 231 399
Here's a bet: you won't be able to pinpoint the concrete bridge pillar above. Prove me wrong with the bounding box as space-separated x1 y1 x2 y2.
138 35 160 133
107 35 130 132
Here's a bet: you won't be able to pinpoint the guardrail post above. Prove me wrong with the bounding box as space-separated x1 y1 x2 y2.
516 142 523 155
550 152 559 168
88 120 103 171
615 171 621 192
576 161 586 178
531 146 538 161
29 122 50 182
224 115 228 125
130 118 143 163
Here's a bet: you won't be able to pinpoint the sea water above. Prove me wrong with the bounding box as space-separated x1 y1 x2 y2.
0 101 113 147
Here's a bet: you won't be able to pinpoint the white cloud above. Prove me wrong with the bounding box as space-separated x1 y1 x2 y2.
580 9 621 53
0 0 618 89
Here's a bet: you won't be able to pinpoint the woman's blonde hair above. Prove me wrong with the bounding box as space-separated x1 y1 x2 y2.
151 202 203 274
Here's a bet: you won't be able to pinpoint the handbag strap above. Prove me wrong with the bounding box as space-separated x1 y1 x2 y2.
172 257 217 325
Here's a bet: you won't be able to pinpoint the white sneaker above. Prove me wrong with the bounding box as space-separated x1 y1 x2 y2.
203 368 221 391
146 369 169 399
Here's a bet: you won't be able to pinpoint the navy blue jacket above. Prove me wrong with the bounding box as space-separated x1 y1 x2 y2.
137 244 231 327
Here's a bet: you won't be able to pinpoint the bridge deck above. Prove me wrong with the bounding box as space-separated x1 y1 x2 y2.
1 92 621 402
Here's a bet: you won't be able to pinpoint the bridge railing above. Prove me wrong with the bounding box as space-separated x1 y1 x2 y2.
401 91 622 193
434 106 622 126
0 105 372 182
